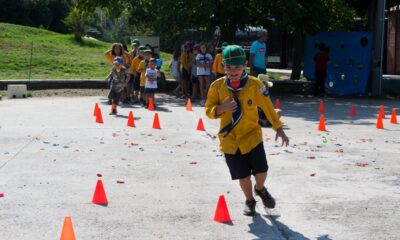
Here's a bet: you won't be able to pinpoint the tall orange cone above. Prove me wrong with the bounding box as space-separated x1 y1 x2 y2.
93 103 99 116
376 114 384 129
60 216 76 240
196 118 205 131
318 114 327 131
186 98 193 111
152 113 161 129
319 100 324 114
148 98 155 111
379 105 385 118
92 179 108 205
127 111 135 127
390 108 398 124
95 107 104 124
213 195 232 223
349 104 356 116
275 98 281 109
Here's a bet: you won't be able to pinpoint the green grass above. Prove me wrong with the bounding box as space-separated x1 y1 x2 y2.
0 23 173 80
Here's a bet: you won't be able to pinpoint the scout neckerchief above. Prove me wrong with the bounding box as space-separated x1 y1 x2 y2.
219 72 248 137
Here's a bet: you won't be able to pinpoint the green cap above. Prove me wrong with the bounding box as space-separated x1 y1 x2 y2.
222 45 246 65
131 39 140 46
138 45 146 52
221 42 228 49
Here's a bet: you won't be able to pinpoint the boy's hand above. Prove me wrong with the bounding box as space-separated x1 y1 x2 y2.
216 97 237 115
275 127 289 147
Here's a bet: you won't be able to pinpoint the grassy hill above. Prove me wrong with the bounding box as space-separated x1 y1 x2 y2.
0 23 172 80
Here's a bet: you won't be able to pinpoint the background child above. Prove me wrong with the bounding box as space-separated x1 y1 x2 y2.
179 41 193 99
212 42 228 79
190 44 200 100
196 43 213 106
170 51 182 97
137 49 153 106
144 58 159 108
130 45 146 104
105 57 129 115
205 45 289 216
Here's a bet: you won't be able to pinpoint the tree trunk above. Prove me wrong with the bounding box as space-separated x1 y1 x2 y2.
290 28 303 80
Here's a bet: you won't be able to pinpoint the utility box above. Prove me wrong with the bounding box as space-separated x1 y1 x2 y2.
7 84 27 98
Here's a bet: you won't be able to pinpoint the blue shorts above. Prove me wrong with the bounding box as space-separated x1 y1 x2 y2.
144 88 157 94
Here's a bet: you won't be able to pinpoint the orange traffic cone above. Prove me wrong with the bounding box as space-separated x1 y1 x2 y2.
60 216 76 240
319 100 324 114
379 105 385 118
127 111 135 127
390 108 398 124
92 179 108 205
213 195 232 223
196 118 205 131
93 103 99 116
275 98 281 109
186 98 193 111
376 114 384 129
349 104 356 116
148 98 155 111
95 107 104 124
152 113 161 129
318 114 327 131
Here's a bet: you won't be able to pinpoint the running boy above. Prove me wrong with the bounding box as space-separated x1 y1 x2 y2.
205 45 289 216
105 57 130 115
144 58 160 108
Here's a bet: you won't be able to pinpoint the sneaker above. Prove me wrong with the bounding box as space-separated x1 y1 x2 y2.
254 186 276 208
200 100 205 107
243 199 257 216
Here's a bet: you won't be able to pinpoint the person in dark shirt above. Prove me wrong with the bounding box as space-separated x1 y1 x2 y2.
313 44 330 97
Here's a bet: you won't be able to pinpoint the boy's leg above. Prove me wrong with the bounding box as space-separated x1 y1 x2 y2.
198 76 205 99
254 172 267 190
239 176 254 201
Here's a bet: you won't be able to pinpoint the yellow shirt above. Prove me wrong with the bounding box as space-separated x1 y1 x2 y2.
205 75 283 154
212 53 224 74
179 52 194 72
138 60 148 87
130 56 142 74
104 52 131 66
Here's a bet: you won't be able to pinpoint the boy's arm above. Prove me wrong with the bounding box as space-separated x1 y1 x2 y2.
255 82 283 131
205 84 220 119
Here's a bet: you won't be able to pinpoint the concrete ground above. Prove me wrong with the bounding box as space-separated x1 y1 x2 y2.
0 94 399 240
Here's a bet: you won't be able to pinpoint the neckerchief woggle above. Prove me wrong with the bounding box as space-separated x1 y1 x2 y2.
219 72 248 137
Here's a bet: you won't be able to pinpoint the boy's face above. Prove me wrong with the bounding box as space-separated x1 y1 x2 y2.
223 62 247 81
144 52 152 60
200 45 206 53
149 61 156 69
114 46 122 55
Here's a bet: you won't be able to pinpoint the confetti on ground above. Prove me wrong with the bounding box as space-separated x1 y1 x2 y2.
0 193 4 198
117 180 125 184
284 149 294 154
310 173 316 177
190 161 197 165
335 149 344 153
307 156 316 159
356 163 369 167
97 173 102 177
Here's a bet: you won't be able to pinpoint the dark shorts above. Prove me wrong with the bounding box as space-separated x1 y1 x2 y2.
182 68 191 81
253 66 267 76
128 74 135 84
191 75 198 84
133 74 140 91
144 88 157 94
224 143 268 180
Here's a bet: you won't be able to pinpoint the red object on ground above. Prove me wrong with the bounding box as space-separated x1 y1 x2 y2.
95 107 104 124
390 108 398 124
186 98 193 111
152 113 161 129
349 104 356 116
0 193 4 198
93 103 99 116
148 98 155 111
60 216 76 240
379 105 385 119
127 111 135 127
275 98 281 109
319 100 324 114
92 179 108 205
318 114 327 131
376 114 384 129
213 195 232 223
196 118 206 131
310 173 316 177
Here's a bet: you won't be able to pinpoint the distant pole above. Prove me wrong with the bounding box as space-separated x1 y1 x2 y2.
28 41 33 81
371 0 386 96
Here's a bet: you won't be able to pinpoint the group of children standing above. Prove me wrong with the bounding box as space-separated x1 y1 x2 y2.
103 40 160 114
170 41 228 107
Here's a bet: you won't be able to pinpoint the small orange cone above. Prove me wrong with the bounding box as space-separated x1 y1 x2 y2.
213 195 232 223
349 104 356 116
196 118 205 131
152 113 161 129
275 98 281 109
60 216 76 240
390 108 398 124
376 114 384 129
95 108 104 124
127 111 135 127
93 103 99 116
318 114 326 131
379 105 385 118
92 179 108 205
319 100 324 114
148 98 155 111
186 98 193 111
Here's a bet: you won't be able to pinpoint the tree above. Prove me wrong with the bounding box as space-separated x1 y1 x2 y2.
63 7 92 42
